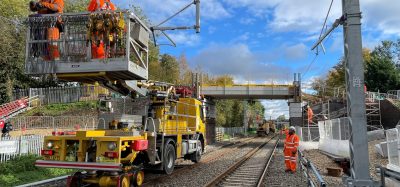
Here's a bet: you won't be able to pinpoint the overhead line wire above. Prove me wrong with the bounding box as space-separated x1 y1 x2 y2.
302 0 335 80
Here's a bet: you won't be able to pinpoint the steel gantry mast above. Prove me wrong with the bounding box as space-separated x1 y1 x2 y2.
312 0 378 186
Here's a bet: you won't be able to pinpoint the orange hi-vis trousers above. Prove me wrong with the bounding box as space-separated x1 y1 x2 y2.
46 27 60 61
284 134 300 172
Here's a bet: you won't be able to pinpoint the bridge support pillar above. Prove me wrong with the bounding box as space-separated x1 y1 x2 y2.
289 102 302 126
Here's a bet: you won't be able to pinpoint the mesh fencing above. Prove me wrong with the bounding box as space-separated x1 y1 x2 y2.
386 127 400 172
318 117 350 158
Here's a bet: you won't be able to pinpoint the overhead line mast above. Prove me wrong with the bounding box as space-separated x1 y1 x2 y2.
312 0 378 186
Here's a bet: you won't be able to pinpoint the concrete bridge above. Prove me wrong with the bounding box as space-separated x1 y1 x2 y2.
200 73 303 130
201 84 298 100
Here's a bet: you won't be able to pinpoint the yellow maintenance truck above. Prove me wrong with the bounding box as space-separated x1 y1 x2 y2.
36 82 207 186
26 1 203 186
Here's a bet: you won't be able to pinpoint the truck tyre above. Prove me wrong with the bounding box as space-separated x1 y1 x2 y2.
163 143 176 174
191 140 202 163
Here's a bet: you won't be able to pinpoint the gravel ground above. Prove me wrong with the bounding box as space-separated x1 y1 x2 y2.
264 141 308 187
144 137 268 186
303 138 388 186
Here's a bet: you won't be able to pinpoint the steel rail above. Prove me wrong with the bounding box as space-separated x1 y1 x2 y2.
142 137 256 186
256 138 280 187
204 135 278 187
16 175 68 187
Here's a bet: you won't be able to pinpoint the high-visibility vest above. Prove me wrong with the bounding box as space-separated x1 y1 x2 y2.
93 0 116 11
284 134 299 151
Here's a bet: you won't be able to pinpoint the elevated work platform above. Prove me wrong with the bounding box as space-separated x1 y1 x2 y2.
25 11 150 83
201 84 300 100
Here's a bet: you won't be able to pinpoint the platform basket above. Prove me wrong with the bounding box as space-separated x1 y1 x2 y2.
25 11 149 83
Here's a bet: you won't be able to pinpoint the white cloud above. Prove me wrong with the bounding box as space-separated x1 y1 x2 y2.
284 43 307 60
224 0 400 37
169 31 200 46
362 0 400 37
190 43 294 81
158 31 201 46
262 100 289 119
131 0 230 24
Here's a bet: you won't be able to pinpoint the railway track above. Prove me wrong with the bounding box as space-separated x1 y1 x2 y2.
205 136 279 187
142 137 258 186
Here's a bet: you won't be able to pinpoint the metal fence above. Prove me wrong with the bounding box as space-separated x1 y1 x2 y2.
387 90 400 100
215 127 245 136
8 116 98 137
12 86 109 105
318 117 350 158
387 127 400 172
0 135 44 163
296 126 320 142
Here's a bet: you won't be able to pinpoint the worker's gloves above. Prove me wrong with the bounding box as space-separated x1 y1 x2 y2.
29 1 44 12
292 150 297 155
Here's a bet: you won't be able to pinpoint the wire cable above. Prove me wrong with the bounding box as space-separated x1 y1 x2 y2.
302 54 319 79
316 0 334 54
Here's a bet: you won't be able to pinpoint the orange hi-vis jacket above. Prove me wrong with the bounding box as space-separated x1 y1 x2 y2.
284 133 300 172
88 0 116 11
87 0 116 59
284 134 299 153
38 0 64 14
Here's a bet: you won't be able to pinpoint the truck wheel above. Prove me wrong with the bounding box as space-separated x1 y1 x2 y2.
67 172 82 187
191 140 202 163
132 170 144 187
120 175 130 187
163 144 176 174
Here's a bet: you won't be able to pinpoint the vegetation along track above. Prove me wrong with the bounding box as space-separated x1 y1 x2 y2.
205 135 279 187
142 137 258 186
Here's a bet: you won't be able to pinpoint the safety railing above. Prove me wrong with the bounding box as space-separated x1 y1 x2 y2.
296 126 320 142
25 11 150 81
387 90 400 100
377 165 400 187
298 150 327 187
0 135 44 163
318 117 350 158
386 127 400 172
7 116 98 137
13 85 109 105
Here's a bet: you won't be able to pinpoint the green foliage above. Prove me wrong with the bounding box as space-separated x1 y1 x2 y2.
0 155 73 186
0 0 89 104
277 115 286 121
64 0 90 12
23 101 98 116
312 39 400 98
215 99 265 128
365 41 400 92
159 54 180 84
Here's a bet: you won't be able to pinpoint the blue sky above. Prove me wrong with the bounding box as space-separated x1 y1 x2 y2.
113 0 400 119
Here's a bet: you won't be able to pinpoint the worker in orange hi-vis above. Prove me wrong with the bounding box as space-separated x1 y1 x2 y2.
307 106 314 125
87 0 116 59
30 0 64 61
284 126 300 173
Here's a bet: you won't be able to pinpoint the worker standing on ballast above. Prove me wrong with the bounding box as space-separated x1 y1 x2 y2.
29 0 64 61
283 126 299 173
87 0 116 59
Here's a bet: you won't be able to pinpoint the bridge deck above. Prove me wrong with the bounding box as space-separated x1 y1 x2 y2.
201 84 296 100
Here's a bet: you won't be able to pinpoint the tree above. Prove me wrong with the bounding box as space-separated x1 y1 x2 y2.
277 115 286 121
160 54 180 83
65 0 90 12
364 41 400 92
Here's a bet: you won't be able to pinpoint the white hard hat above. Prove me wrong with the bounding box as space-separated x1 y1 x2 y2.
289 126 296 131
